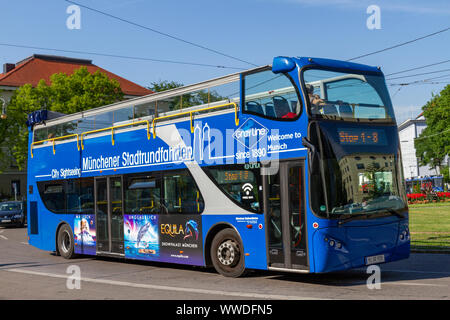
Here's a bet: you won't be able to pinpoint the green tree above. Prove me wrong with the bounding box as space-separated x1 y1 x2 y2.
415 84 450 174
1 67 123 170
148 80 225 111
149 80 183 93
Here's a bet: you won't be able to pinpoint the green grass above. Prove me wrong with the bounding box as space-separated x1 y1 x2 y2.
409 202 450 249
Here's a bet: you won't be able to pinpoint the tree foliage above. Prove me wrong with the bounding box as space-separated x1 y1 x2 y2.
149 80 183 93
0 67 123 170
414 84 450 173
148 80 225 111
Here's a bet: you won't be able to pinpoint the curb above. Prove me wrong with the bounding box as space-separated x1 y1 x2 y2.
411 248 450 254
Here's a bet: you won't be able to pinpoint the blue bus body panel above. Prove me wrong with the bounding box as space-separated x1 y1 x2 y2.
309 217 410 273
294 57 383 74
28 111 302 269
202 214 267 269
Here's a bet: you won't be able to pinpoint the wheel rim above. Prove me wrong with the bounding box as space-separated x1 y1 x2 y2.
217 240 240 267
61 230 71 253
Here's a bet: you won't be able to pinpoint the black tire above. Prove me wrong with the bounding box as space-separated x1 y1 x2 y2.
19 217 26 228
210 228 246 278
57 224 76 259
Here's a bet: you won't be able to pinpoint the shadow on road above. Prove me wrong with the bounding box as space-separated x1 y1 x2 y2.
0 262 37 268
250 266 450 287
3 245 449 289
84 254 450 287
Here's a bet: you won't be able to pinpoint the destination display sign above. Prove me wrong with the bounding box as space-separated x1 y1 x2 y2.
338 128 387 146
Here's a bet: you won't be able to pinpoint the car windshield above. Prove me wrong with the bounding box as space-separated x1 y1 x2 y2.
309 121 407 218
302 68 395 122
0 203 21 211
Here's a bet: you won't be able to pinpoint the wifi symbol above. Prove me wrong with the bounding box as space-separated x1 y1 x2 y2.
242 183 253 195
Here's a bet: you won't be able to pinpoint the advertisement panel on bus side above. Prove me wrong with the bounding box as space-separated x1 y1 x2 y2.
124 214 203 266
74 214 96 255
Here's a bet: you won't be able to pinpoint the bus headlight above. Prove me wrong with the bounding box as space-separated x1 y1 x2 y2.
324 236 344 251
399 227 409 241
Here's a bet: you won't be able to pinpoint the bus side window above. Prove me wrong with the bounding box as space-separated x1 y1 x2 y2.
65 179 94 214
38 178 94 214
162 170 204 214
243 69 301 120
205 164 262 213
124 175 162 214
37 182 66 214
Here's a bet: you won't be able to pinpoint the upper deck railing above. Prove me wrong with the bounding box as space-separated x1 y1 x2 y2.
29 66 252 158
31 99 240 158
30 64 304 158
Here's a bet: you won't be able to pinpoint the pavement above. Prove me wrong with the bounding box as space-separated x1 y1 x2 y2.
1 226 450 300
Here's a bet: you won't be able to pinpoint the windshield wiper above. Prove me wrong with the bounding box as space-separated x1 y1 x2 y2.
382 208 405 219
338 208 405 226
338 214 371 226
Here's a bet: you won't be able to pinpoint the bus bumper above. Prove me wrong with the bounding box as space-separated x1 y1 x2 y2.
311 220 410 273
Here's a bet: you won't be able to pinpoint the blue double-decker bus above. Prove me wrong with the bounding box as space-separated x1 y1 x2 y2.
26 56 409 277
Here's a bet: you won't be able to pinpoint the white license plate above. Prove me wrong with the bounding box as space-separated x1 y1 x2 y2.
365 254 385 265
1 219 11 223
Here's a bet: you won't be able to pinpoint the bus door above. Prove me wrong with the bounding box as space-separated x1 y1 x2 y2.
95 176 124 255
264 161 308 270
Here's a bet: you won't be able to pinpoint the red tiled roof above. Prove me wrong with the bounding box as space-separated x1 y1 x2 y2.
0 54 152 97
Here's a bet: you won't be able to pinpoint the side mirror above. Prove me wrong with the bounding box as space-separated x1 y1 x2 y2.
272 56 296 74
302 137 318 174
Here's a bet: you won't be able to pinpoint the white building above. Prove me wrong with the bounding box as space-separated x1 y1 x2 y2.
398 113 440 179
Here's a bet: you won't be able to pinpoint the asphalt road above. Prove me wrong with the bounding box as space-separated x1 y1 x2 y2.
1 226 449 300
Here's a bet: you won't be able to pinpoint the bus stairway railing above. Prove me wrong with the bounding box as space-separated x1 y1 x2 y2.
30 102 239 157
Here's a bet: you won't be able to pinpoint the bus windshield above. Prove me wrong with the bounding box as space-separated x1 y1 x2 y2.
302 68 395 122
309 121 407 218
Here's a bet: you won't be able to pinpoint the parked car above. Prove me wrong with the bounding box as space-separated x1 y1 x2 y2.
0 201 27 227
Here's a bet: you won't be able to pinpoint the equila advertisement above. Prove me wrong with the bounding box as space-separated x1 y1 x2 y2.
124 214 203 265
75 214 203 265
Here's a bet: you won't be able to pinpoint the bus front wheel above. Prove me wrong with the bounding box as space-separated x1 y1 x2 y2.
57 224 76 259
210 229 246 277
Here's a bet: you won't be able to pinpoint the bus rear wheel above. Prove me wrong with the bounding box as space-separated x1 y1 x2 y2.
210 229 246 277
57 224 76 259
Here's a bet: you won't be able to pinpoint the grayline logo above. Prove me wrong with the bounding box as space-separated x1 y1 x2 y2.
66 4 81 30
233 118 268 150
366 5 381 30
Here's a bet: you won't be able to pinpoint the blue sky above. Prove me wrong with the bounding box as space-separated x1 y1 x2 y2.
1 0 449 123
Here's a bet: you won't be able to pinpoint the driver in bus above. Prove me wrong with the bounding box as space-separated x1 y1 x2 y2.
305 84 325 114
